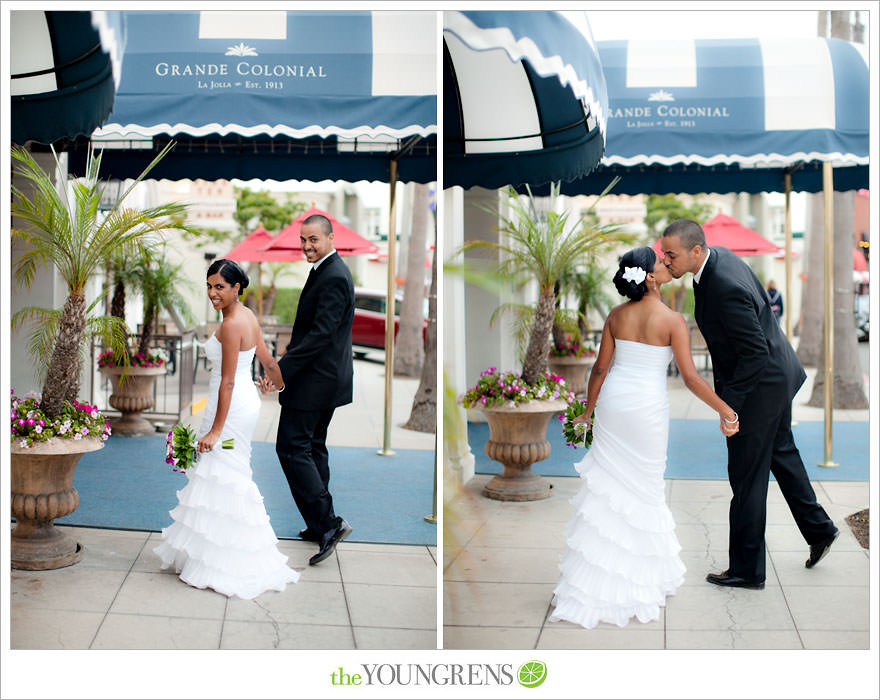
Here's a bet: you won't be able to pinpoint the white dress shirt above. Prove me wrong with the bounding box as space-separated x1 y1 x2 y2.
312 249 337 271
693 247 711 284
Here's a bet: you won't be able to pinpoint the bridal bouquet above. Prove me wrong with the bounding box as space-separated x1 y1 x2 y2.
165 423 234 473
559 399 595 449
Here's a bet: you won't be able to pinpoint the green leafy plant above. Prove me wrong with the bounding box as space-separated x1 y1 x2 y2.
461 180 622 388
10 391 111 448
135 253 195 357
165 423 233 473
97 349 166 369
460 367 574 409
11 142 190 420
559 399 594 449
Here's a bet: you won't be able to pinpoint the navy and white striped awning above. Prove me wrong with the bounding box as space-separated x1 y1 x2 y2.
443 10 607 190
10 11 117 145
67 10 437 183
537 37 868 195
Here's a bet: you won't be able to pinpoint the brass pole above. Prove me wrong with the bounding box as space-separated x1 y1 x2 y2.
783 173 793 341
818 161 838 467
425 431 437 524
378 159 398 456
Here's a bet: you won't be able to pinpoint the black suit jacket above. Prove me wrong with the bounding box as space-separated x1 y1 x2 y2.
278 252 354 411
694 247 806 430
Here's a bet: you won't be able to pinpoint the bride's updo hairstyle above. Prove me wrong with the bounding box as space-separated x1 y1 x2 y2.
207 258 250 297
613 246 657 302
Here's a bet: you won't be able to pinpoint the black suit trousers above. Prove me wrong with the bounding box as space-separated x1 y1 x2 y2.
276 406 340 538
726 403 836 581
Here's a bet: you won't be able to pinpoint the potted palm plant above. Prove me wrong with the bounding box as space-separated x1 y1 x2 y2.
547 258 618 396
98 252 194 435
460 182 622 500
547 310 596 397
10 142 187 569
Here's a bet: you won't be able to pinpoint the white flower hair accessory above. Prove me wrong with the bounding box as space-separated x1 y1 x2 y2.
622 266 647 285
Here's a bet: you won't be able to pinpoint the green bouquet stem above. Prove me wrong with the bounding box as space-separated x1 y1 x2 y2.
221 439 235 449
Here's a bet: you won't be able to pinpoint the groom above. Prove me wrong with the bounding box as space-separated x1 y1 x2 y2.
661 218 838 589
262 213 354 566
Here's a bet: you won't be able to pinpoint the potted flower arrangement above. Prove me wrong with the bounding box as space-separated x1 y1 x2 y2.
98 347 169 436
98 252 193 436
459 182 621 501
9 391 112 570
547 317 597 397
10 140 187 569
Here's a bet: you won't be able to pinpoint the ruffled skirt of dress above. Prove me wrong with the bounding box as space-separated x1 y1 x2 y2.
549 355 685 628
154 370 299 599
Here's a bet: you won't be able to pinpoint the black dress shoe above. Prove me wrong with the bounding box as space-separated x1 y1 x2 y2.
806 528 839 569
309 520 352 566
706 571 765 590
299 528 320 543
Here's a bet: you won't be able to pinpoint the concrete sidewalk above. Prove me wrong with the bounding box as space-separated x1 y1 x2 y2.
10 355 438 650
444 366 870 649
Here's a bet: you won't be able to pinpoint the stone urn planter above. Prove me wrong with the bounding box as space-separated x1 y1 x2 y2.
548 355 594 397
10 437 104 570
101 365 166 436
479 398 568 501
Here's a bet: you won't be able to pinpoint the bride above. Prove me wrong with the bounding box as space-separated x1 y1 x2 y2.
549 246 739 629
154 259 300 599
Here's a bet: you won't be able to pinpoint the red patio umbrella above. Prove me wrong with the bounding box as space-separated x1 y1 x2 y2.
264 206 379 257
653 212 781 257
223 226 300 320
853 246 868 271
224 226 292 263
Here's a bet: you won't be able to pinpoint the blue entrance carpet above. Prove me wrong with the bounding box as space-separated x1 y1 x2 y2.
470 419 869 482
56 436 436 545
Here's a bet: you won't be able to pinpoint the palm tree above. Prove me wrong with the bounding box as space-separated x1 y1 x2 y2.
11 142 189 418
107 244 146 321
395 182 430 377
136 253 195 357
462 181 621 386
565 257 619 338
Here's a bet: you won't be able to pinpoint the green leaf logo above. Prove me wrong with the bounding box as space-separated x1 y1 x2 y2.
517 660 547 688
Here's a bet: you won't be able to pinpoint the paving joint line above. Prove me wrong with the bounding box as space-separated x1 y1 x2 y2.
768 550 806 649
334 551 357 649
533 596 556 650
88 532 152 649
218 596 229 649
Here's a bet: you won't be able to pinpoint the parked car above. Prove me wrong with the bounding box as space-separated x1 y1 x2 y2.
352 287 427 357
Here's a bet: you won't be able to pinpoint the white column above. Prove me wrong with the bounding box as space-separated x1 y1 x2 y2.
750 193 772 281
10 152 67 397
443 186 475 486
462 186 518 398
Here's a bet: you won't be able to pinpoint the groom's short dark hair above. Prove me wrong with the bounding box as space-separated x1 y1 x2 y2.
303 213 332 236
663 218 706 250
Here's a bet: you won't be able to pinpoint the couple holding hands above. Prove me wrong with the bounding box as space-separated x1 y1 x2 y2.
154 214 354 599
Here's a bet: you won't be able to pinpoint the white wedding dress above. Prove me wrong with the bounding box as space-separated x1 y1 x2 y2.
550 339 685 628
154 334 300 599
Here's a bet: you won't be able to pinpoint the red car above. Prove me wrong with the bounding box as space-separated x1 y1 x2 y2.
352 288 427 357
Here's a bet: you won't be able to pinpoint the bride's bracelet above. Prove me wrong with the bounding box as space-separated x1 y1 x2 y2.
723 411 739 424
